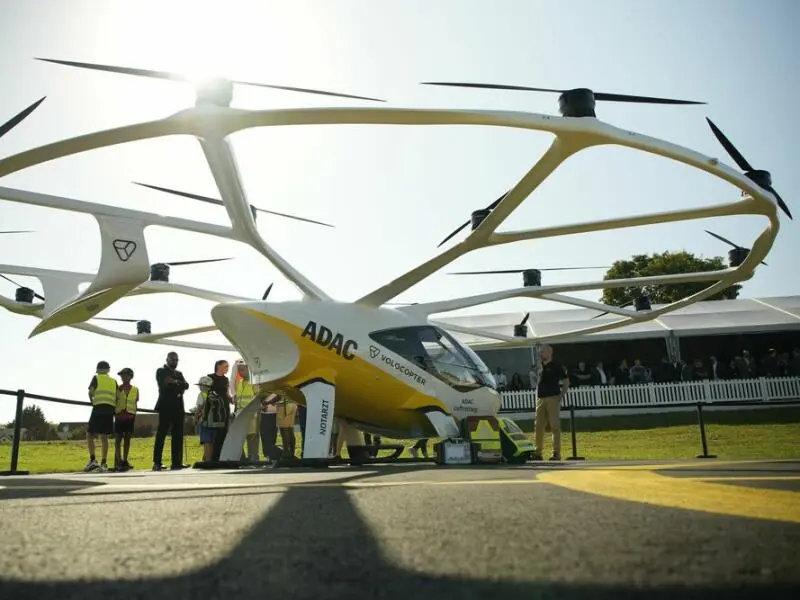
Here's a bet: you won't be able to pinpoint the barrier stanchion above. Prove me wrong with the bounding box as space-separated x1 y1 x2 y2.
1 389 30 476
695 401 717 459
566 404 585 461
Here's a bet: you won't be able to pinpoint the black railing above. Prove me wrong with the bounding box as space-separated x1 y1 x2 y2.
0 388 190 476
1 388 798 475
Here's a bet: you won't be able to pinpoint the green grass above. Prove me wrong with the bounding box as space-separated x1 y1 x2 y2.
2 408 798 474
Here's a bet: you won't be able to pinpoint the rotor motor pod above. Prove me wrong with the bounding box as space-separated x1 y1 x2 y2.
471 209 491 230
522 269 542 287
136 320 152 335
558 88 597 118
15 287 34 303
150 263 170 282
634 295 652 311
729 247 750 267
513 323 528 337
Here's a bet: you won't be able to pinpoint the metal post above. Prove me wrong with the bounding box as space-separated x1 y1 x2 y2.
566 404 585 461
695 402 717 459
1 389 30 476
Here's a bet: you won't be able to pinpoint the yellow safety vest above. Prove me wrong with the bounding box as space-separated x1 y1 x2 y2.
93 373 117 407
236 379 255 411
116 385 139 415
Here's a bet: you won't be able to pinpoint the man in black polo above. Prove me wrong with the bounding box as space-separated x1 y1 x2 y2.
533 344 570 461
153 351 190 470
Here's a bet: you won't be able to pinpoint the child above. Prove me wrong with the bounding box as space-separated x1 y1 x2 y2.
195 375 226 461
85 360 117 472
114 367 138 471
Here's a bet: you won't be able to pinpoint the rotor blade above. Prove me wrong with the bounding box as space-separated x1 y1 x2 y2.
591 300 633 319
704 230 742 249
0 273 45 300
449 266 609 275
592 92 705 105
162 258 234 267
436 220 470 248
436 191 508 248
92 317 141 323
0 96 46 139
0 230 34 234
421 82 705 104
421 82 565 93
232 79 385 103
262 283 273 300
37 58 385 102
705 118 754 172
520 313 530 326
768 186 792 220
36 57 190 82
133 182 335 228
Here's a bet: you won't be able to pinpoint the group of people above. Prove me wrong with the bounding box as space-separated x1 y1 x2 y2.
81 351 317 472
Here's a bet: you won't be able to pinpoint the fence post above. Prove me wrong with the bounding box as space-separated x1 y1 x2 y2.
566 404 585 461
695 401 717 459
1 389 30 476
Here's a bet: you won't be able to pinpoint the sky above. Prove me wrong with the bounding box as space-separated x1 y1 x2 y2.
0 0 798 426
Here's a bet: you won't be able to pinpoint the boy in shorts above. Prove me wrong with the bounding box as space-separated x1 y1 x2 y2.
85 360 117 472
114 367 138 471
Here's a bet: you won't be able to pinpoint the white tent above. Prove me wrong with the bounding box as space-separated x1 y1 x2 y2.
438 295 800 348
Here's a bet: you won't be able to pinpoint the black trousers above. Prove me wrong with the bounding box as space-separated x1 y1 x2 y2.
153 404 184 466
259 412 278 460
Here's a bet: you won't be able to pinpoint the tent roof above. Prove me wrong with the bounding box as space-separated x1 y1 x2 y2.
437 295 800 348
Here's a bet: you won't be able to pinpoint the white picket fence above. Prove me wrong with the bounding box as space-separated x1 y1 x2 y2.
499 376 800 418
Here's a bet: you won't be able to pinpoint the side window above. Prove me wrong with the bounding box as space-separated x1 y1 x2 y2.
369 326 494 392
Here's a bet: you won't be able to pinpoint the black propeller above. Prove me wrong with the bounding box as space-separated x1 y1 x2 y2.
437 191 508 248
0 97 45 140
1 273 45 302
36 58 385 103
591 298 634 320
420 82 705 118
149 257 233 282
0 230 34 234
705 230 767 267
133 182 335 229
705 118 791 220
92 316 153 335
262 283 273 300
449 265 610 275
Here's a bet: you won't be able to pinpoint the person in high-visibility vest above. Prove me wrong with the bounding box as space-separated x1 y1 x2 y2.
234 362 259 461
85 360 118 472
113 367 138 472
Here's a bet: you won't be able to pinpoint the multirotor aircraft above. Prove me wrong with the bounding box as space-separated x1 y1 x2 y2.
0 59 789 464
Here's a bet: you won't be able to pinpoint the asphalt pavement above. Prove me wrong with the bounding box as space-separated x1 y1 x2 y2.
0 459 798 599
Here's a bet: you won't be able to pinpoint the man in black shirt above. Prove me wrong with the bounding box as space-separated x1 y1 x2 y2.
534 344 570 461
153 351 190 470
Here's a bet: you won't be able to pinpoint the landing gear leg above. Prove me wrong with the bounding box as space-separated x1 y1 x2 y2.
299 379 336 460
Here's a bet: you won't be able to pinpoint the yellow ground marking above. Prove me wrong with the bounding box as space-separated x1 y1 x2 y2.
538 462 800 524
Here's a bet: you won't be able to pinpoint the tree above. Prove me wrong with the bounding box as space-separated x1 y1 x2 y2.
5 405 51 441
600 251 741 308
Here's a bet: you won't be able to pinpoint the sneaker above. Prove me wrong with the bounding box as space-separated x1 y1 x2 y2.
83 459 99 472
98 463 109 472
549 455 561 461
152 463 163 471
531 453 544 461
409 448 419 459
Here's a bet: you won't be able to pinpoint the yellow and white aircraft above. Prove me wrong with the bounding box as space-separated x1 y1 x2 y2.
0 59 787 462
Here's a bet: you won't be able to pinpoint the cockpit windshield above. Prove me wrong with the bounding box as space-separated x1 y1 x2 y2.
369 325 497 392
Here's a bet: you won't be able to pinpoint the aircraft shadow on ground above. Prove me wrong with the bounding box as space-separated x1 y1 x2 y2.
0 469 797 599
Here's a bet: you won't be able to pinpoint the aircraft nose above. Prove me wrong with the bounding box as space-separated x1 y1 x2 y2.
211 302 300 384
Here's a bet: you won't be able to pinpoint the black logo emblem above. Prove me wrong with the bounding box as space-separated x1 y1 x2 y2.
369 345 380 359
113 239 137 262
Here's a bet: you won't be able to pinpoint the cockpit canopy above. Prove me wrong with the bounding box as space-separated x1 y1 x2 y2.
369 325 497 391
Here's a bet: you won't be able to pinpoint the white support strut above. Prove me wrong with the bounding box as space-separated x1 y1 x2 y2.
0 104 781 345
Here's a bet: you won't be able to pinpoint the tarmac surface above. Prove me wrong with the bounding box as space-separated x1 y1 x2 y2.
0 459 798 599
